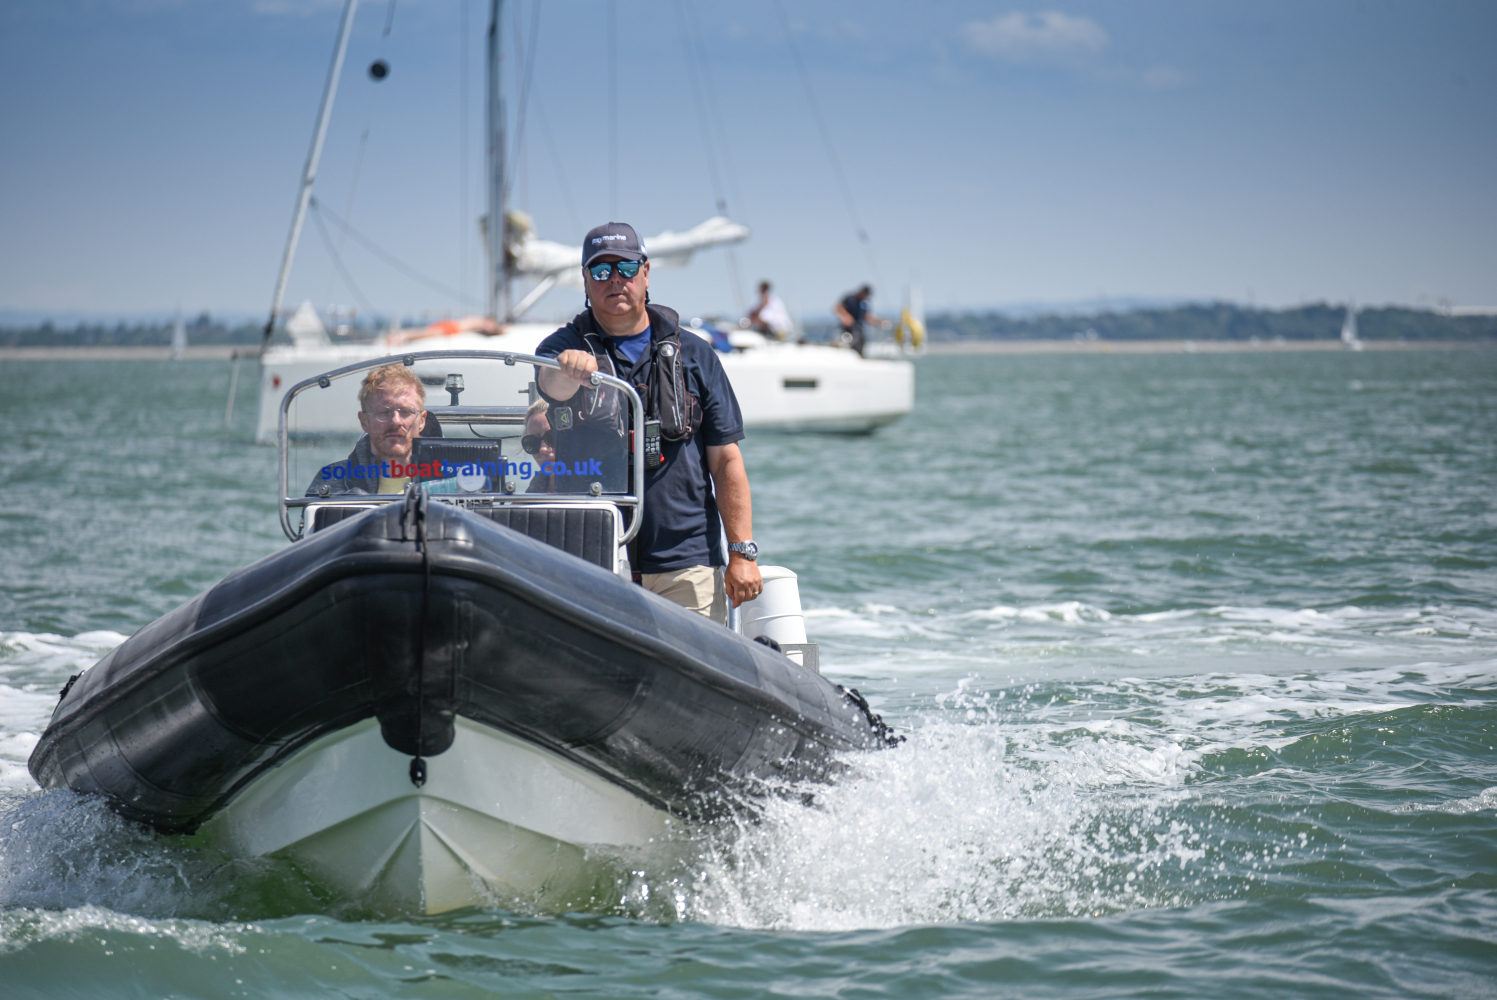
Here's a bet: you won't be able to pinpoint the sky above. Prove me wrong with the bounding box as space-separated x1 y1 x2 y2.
1 0 1494 326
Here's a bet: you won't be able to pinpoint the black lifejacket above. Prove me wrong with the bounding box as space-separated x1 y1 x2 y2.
571 304 703 445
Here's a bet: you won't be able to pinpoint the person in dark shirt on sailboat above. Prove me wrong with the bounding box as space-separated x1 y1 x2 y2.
834 284 881 357
534 222 762 623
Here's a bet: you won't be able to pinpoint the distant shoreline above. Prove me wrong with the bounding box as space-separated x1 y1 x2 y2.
0 340 1493 362
0 345 248 360
922 339 1495 356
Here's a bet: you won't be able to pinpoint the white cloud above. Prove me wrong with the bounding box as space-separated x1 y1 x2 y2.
962 10 1109 64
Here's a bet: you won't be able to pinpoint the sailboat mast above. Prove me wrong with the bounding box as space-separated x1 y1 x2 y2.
263 0 360 350
486 0 508 322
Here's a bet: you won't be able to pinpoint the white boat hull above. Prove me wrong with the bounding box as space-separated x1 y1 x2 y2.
718 341 912 432
199 715 675 914
255 325 913 442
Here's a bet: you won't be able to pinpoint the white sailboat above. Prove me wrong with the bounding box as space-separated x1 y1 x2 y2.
252 0 913 444
1341 303 1364 351
169 307 187 361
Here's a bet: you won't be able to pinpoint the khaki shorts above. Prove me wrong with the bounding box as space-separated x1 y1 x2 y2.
641 565 728 625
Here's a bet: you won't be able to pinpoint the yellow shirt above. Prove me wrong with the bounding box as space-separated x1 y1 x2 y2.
378 476 412 494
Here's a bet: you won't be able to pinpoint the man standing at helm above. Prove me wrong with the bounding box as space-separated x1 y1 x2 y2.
535 222 762 622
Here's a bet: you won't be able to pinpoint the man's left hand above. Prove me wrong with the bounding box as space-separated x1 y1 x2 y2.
706 442 759 608
724 555 763 608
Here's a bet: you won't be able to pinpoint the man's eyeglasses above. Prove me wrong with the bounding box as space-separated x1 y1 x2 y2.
521 430 555 455
366 406 422 424
586 260 642 282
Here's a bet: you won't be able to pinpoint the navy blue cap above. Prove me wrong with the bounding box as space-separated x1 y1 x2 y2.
581 222 647 267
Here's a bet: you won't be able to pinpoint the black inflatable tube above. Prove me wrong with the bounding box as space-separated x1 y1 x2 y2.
30 503 889 834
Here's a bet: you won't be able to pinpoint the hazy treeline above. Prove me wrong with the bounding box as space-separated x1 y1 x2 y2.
6 302 1496 347
926 303 1497 342
0 313 266 347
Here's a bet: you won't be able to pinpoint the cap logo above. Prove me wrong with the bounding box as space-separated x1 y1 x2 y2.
592 234 629 244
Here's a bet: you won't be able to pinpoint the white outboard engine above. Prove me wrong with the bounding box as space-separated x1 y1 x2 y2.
738 566 819 671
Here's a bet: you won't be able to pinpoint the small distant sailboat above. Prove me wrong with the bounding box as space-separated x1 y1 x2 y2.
1341 304 1364 351
170 307 187 360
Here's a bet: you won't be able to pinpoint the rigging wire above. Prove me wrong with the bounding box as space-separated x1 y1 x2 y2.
323 2 396 321
534 94 583 236
505 0 542 204
672 0 728 216
460 0 469 307
324 127 371 311
505 0 552 310
770 0 882 287
262 0 358 346
683 2 749 313
682 1 746 215
607 0 618 219
311 197 483 308
310 203 374 314
671 0 744 313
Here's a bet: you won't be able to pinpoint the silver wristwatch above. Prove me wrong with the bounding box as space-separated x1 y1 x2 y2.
727 540 759 561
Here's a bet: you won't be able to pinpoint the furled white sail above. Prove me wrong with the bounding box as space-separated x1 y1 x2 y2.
506 212 749 287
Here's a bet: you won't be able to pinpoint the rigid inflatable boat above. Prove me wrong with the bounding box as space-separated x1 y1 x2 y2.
28 351 896 914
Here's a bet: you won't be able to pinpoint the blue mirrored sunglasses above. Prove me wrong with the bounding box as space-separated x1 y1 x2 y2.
587 259 643 282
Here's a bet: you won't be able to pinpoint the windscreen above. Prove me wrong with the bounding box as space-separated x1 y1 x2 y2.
285 356 630 504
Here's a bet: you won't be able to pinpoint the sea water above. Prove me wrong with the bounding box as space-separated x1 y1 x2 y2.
1 349 1494 998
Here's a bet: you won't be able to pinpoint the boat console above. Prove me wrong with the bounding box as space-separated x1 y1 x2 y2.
280 350 645 577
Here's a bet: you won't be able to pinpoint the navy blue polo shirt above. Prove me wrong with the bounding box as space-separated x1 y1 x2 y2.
841 293 868 328
536 307 745 573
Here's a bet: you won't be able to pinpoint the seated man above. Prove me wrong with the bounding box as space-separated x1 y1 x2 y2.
745 280 794 340
307 363 433 496
520 398 555 494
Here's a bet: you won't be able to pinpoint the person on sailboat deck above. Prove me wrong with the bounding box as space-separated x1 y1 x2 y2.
745 281 794 340
535 221 763 622
306 364 445 496
834 284 881 357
